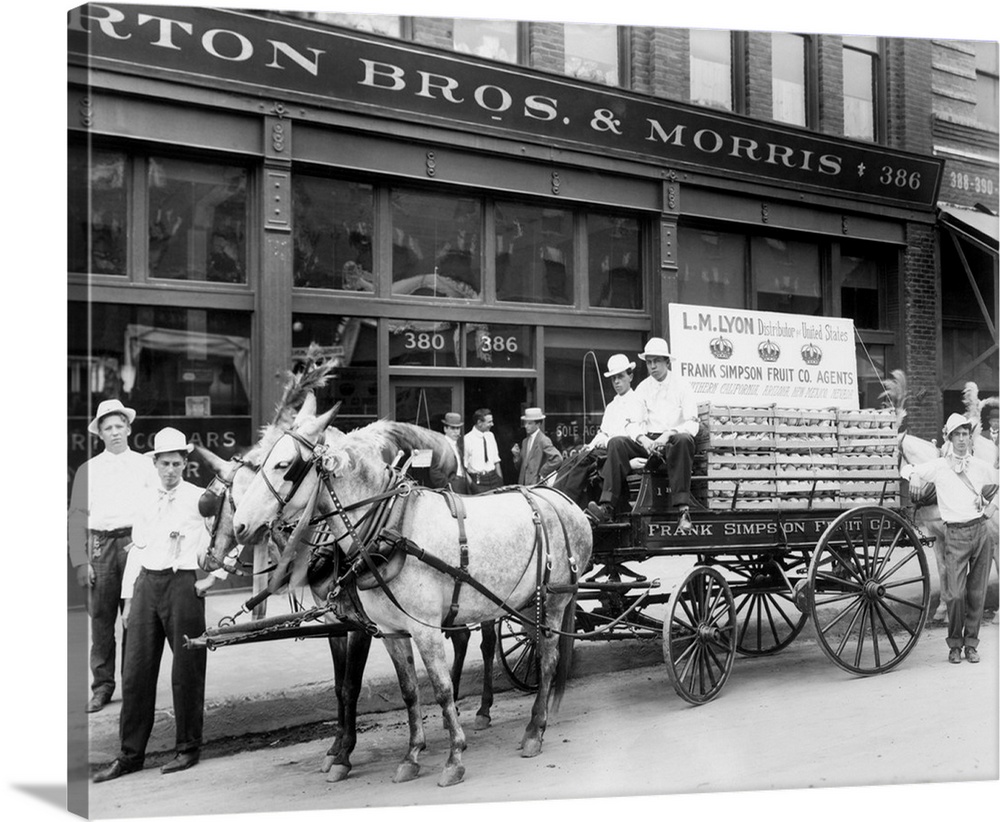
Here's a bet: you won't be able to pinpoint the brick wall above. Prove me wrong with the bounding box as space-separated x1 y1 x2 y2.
411 17 453 50
630 27 654 95
816 35 845 136
886 38 934 154
746 31 773 121
901 222 944 439
650 28 688 101
529 22 565 74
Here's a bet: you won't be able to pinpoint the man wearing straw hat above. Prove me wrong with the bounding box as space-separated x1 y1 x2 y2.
68 399 158 714
588 337 699 533
93 428 222 782
901 413 998 664
512 407 563 486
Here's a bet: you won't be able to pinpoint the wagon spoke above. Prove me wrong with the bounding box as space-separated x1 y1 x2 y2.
880 592 925 613
866 603 881 669
814 570 863 591
876 597 920 634
876 549 920 583
871 602 902 657
819 595 863 639
839 598 868 661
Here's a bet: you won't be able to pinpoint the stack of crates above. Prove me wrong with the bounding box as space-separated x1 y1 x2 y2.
695 403 899 510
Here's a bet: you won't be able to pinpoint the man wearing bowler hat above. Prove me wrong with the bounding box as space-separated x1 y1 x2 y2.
512 407 563 486
68 399 158 713
588 337 699 533
437 411 470 494
902 413 998 664
93 428 224 782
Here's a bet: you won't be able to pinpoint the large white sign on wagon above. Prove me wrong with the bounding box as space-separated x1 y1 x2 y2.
668 303 859 410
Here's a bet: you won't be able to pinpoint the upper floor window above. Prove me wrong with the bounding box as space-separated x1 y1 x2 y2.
453 18 518 63
843 35 881 141
495 201 574 305
564 23 619 86
68 145 127 276
299 12 403 38
690 29 734 111
772 33 808 127
588 214 642 310
975 41 999 130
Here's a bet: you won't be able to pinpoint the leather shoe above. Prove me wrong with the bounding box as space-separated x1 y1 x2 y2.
676 510 694 534
93 759 142 783
948 647 962 664
586 501 614 524
86 693 111 713
965 646 980 664
161 751 200 774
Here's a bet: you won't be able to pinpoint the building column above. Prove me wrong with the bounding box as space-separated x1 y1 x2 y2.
658 173 681 338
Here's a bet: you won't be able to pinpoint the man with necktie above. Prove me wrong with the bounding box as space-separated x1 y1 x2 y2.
93 428 225 782
511 407 562 486
902 413 998 664
464 408 504 494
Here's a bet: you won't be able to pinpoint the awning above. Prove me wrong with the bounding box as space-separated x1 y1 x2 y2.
938 204 999 256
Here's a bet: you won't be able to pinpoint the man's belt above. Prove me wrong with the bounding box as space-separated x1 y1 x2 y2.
946 516 985 530
89 527 132 540
470 471 499 483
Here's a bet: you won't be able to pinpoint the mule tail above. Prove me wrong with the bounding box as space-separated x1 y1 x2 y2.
549 594 578 712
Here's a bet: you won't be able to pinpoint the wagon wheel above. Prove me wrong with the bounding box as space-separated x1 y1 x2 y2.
728 554 809 656
496 600 540 693
662 566 737 705
807 506 929 676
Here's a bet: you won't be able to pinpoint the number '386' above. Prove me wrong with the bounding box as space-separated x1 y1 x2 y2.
879 166 921 190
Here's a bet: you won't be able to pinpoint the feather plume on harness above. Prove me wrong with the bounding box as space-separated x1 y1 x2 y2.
962 381 982 437
879 369 909 429
271 343 338 430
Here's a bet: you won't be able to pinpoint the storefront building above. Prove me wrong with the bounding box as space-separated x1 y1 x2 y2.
70 8 993 589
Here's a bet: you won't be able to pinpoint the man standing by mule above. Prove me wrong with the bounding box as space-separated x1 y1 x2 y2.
512 407 563 486
902 413 998 663
464 408 504 493
68 399 157 713
93 428 222 782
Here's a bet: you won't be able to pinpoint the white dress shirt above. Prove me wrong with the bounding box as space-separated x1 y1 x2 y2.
903 456 998 524
591 389 645 448
464 427 501 475
632 371 700 440
67 448 159 567
129 481 212 573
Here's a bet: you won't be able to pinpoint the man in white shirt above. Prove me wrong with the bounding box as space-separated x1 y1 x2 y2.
93 428 223 782
512 407 563 485
464 408 504 493
588 338 700 533
68 399 158 713
902 413 998 664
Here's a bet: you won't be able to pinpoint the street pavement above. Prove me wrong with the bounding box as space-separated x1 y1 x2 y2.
83 554 999 764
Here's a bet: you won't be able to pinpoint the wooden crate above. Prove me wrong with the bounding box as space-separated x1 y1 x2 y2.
774 453 840 478
838 453 898 478
701 452 776 479
836 409 898 454
697 403 775 451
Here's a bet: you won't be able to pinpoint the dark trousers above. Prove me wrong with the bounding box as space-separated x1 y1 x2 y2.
942 519 992 649
119 569 207 766
599 433 695 512
551 449 604 508
89 533 131 699
468 472 503 495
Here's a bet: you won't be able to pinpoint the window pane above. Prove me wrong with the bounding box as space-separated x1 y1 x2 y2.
975 42 999 130
496 201 573 305
291 314 379 431
304 12 401 37
691 29 732 110
292 175 374 291
388 318 461 367
565 23 618 85
753 236 822 316
588 213 642 309
463 323 533 369
68 146 127 276
843 48 875 140
453 18 517 63
772 33 806 126
390 190 482 299
147 158 247 283
678 226 747 309
840 251 882 330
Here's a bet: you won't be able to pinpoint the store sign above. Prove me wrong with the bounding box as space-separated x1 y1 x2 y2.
68 5 943 209
668 303 859 410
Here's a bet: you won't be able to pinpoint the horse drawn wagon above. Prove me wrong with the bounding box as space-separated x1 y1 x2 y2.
497 402 933 705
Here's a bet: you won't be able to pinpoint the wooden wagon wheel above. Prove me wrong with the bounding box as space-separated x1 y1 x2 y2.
662 565 737 705
806 506 929 676
495 600 540 693
727 554 809 656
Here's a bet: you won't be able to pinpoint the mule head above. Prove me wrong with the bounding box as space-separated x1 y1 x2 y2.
231 404 338 544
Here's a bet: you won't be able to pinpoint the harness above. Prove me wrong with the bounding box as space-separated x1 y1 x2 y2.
253 430 583 639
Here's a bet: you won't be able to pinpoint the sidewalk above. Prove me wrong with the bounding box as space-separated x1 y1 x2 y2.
84 555 999 763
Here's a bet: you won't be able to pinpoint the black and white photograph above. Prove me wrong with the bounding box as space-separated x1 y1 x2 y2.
6 1 1000 821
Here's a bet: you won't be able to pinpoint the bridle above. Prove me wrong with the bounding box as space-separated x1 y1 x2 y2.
200 457 270 577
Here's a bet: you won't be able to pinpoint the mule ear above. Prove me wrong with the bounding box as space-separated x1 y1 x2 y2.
293 392 318 427
193 445 229 475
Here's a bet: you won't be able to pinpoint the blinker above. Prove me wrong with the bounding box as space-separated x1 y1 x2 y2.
283 452 312 487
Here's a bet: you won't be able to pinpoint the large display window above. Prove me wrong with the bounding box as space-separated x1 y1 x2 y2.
68 145 127 276
496 201 574 305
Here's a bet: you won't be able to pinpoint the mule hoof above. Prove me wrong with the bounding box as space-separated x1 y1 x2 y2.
392 762 421 783
520 737 543 758
325 764 351 783
473 715 491 731
437 764 466 787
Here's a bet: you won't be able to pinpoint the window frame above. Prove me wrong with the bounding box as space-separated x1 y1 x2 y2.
771 32 818 129
842 35 887 144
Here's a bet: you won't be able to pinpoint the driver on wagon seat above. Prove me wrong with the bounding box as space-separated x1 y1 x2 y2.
587 337 699 534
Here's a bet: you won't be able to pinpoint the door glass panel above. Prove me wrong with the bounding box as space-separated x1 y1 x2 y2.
496 201 573 305
147 157 248 283
394 385 453 430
